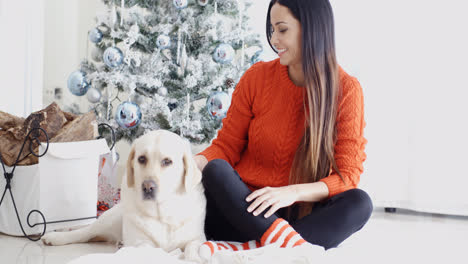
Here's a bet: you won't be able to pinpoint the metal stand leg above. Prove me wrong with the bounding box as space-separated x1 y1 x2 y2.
0 183 46 241
385 207 397 213
0 128 50 241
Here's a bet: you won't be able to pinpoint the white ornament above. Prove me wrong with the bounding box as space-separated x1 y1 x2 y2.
110 4 117 28
177 28 182 64
179 44 188 76
125 23 140 47
158 87 168 96
124 50 141 67
120 0 125 26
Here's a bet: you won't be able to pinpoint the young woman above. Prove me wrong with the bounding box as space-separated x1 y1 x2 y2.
194 0 373 258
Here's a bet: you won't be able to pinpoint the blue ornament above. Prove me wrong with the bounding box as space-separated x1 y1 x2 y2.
103 47 124 68
156 34 171 49
251 49 266 64
173 0 188 9
115 102 142 129
213 43 234 64
206 91 231 119
88 28 103 43
67 71 89 96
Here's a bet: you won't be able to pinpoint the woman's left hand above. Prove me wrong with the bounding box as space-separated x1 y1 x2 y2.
246 185 299 218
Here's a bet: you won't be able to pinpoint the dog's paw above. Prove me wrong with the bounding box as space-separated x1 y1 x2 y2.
184 243 204 263
41 232 69 246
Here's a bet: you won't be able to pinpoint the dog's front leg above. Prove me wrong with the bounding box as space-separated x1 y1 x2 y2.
184 239 204 263
42 204 123 246
124 214 166 248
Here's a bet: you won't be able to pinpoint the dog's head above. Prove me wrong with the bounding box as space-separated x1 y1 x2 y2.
126 130 202 208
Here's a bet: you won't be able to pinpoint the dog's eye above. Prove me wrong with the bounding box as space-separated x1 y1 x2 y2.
138 155 147 164
161 158 173 167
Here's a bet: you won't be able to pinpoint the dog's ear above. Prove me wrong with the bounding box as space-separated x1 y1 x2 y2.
127 145 136 188
183 142 202 193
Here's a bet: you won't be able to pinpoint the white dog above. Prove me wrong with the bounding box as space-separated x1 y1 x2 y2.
41 130 207 262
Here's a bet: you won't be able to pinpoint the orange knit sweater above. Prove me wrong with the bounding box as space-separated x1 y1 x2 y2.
199 59 367 198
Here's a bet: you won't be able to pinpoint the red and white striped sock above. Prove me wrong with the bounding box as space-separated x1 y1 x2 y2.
199 218 306 260
260 218 307 248
199 240 261 260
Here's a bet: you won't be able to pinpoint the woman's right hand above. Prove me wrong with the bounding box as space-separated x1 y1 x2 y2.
193 155 208 172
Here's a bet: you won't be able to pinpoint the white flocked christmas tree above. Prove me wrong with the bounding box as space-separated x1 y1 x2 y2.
66 0 265 144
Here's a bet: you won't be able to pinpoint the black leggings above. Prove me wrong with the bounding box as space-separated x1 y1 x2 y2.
202 159 373 250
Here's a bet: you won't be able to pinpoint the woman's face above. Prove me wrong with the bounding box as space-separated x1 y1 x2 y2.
269 3 302 67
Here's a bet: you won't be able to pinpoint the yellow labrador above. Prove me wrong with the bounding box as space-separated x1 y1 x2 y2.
41 130 207 262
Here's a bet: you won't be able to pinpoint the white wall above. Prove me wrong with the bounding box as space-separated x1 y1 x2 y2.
0 0 44 117
43 0 106 110
247 0 277 61
333 0 468 215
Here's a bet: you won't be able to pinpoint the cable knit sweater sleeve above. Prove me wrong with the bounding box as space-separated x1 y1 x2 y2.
197 64 258 166
319 76 367 198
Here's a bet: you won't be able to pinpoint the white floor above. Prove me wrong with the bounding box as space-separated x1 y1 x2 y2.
0 207 467 264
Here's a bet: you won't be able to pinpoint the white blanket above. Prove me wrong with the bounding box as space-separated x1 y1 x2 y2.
68 243 325 264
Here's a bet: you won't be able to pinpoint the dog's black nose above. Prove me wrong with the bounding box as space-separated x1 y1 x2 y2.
142 180 157 200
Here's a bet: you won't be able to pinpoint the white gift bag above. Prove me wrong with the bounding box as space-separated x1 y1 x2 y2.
0 139 109 236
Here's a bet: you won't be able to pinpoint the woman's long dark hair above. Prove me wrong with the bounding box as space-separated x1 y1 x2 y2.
266 0 343 219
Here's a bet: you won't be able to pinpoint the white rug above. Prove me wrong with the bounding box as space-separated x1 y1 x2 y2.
68 243 325 264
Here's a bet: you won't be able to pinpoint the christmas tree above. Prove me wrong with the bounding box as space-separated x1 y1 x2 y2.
66 0 264 144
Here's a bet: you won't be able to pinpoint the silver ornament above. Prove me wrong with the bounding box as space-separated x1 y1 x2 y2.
91 47 103 62
87 87 102 103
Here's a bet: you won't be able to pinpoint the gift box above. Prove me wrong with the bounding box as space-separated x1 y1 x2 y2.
0 138 109 236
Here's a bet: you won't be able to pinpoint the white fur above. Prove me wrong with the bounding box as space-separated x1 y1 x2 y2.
41 130 207 263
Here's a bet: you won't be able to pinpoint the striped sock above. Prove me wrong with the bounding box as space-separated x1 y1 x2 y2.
199 240 261 260
199 219 306 260
260 218 307 248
